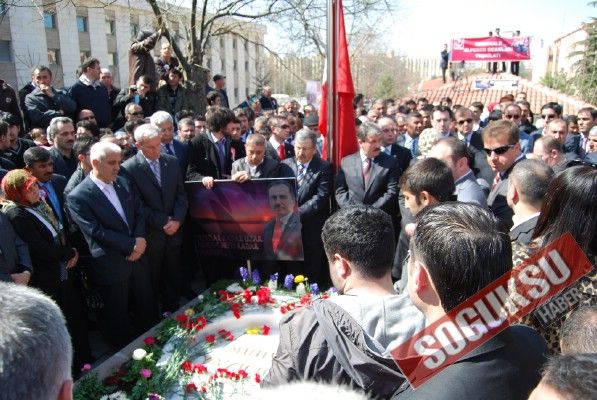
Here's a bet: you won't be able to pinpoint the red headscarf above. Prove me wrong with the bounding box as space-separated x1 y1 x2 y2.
1 169 39 206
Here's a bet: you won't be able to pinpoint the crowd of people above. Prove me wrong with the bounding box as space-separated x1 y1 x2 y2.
0 40 596 399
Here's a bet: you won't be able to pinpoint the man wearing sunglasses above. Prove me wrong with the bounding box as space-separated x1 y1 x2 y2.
530 103 561 141
266 115 295 161
483 120 525 233
501 104 533 154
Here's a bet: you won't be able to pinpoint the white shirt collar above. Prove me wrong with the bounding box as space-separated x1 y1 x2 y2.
89 172 113 191
510 212 540 232
79 74 101 88
269 136 283 149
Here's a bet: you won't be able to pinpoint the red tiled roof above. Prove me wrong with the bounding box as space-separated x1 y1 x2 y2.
404 73 595 115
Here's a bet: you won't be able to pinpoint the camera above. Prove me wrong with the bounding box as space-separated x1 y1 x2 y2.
129 85 137 92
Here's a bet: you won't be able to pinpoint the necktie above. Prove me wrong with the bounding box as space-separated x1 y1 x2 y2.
297 163 306 187
39 182 63 225
165 143 174 156
278 144 285 160
410 139 418 157
362 158 372 187
217 140 226 173
492 173 502 191
272 219 283 253
150 160 161 186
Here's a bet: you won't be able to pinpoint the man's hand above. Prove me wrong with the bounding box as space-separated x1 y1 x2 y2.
127 237 147 261
66 248 79 269
11 271 31 285
202 176 215 189
231 171 250 183
405 223 417 237
40 84 53 98
163 219 181 235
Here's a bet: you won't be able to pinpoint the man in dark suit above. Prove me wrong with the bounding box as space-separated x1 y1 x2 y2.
393 203 547 400
483 120 525 233
231 133 284 180
396 112 423 157
266 115 295 161
262 181 304 261
282 130 332 283
187 106 237 183
454 107 493 187
67 141 156 347
149 111 189 175
507 159 553 245
0 212 33 283
379 117 413 173
47 116 78 180
23 147 67 229
335 122 399 216
121 124 188 312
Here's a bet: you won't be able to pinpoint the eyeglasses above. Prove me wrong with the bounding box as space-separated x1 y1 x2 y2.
541 114 557 119
279 124 290 129
504 114 521 120
130 112 144 116
483 145 515 155
457 118 473 125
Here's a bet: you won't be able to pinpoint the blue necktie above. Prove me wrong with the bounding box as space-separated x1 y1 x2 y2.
40 182 63 225
411 139 418 157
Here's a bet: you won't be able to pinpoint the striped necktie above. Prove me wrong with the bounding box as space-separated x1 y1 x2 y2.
297 163 306 187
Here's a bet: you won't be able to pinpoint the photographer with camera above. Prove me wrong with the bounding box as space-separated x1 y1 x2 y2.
114 75 157 127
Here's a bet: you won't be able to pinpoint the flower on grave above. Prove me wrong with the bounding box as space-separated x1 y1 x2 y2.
328 287 338 295
252 269 262 285
294 275 306 284
284 274 295 290
197 294 204 302
255 373 262 383
143 336 156 346
310 283 320 295
239 266 249 282
185 383 198 393
205 334 216 344
81 363 92 372
256 287 273 305
147 394 164 400
262 325 271 335
140 368 152 379
296 282 306 296
132 348 147 361
184 308 195 317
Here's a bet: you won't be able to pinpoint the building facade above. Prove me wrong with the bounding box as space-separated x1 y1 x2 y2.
0 0 265 107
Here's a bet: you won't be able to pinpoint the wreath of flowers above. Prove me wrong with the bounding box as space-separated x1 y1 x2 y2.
74 269 336 400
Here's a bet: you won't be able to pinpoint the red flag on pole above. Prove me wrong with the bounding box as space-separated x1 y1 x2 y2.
319 0 357 170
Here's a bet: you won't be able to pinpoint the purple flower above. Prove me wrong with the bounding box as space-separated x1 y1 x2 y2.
284 274 295 290
148 395 162 400
140 368 152 379
328 287 338 294
239 266 249 282
310 283 320 295
269 272 279 282
252 269 261 285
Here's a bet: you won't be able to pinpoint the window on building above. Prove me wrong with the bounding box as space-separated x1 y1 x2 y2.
245 61 249 71
245 88 249 98
244 39 248 51
76 16 88 32
80 51 91 65
219 36 225 49
207 58 212 69
107 52 118 67
47 49 60 65
106 20 115 35
234 88 239 98
232 38 237 49
130 23 139 38
0 40 12 62
43 12 56 29
220 58 225 70
233 60 237 71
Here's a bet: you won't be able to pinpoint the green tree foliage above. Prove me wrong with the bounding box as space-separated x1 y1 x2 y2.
570 1 597 104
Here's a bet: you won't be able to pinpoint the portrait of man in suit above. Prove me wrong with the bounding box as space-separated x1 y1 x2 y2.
121 123 188 313
67 141 156 347
262 181 303 261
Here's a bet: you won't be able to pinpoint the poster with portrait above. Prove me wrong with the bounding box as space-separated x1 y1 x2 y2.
185 178 304 261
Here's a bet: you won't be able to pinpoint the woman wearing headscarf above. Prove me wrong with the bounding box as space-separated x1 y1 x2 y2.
1 169 91 373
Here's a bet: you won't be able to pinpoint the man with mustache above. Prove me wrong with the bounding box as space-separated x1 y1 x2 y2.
262 181 303 261
47 117 78 180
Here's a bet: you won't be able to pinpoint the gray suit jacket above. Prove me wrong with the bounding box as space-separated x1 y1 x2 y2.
121 152 188 245
487 157 524 233
231 157 282 178
455 170 488 209
335 152 399 215
0 212 32 281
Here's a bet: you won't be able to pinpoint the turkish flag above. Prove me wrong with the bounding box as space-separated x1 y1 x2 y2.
319 0 357 170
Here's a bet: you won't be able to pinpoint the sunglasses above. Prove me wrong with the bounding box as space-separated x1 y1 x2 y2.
483 144 515 155
457 118 473 125
542 114 557 119
279 124 290 129
504 114 521 120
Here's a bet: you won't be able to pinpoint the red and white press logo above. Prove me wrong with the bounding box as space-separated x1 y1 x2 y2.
390 233 593 389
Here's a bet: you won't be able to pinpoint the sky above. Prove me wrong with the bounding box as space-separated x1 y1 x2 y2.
264 0 595 58
386 0 594 57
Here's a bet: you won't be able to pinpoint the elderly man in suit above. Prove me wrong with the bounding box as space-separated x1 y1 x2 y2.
483 120 525 232
67 141 156 347
23 146 68 228
262 181 303 261
378 117 413 173
121 123 188 312
231 133 283 181
149 111 188 175
281 130 332 283
506 159 554 245
335 122 399 216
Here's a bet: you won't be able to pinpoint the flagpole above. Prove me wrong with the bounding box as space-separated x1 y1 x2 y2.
326 0 336 169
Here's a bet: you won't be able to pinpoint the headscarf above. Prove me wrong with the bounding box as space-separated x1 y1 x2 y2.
418 128 443 158
1 169 64 243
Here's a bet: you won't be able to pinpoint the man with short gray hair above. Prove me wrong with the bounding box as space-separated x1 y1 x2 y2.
282 129 332 282
68 141 156 346
506 159 554 245
47 116 78 179
151 110 188 174
231 133 283 181
335 122 399 216
0 282 73 400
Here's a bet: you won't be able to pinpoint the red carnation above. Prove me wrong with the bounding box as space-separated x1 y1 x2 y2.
255 373 261 383
205 335 216 344
143 336 156 346
185 383 198 393
262 325 271 335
